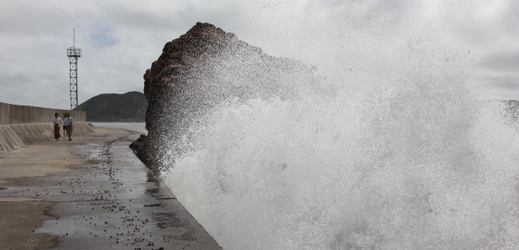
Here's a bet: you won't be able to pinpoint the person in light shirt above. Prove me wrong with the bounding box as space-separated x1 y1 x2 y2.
63 113 74 141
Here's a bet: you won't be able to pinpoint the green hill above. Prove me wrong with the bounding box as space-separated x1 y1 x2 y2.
75 91 147 122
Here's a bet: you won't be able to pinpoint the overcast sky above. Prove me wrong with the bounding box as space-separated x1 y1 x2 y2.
1 0 518 109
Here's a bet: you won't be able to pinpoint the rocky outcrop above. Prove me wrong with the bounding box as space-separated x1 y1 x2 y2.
130 22 316 178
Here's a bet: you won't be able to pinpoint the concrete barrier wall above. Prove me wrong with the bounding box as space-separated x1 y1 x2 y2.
0 103 94 153
0 102 86 124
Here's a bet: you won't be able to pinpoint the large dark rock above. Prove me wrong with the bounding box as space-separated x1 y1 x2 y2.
130 22 316 178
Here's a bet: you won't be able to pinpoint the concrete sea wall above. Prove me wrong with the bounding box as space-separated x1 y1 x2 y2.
0 102 94 153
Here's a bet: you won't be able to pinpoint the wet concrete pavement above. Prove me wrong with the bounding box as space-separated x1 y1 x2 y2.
0 130 221 250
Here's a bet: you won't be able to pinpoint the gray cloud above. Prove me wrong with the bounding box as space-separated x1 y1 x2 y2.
1 0 518 109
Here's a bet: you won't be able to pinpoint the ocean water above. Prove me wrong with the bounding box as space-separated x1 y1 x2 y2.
90 122 146 134
159 2 519 250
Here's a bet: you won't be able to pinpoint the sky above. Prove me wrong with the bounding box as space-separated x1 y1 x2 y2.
0 0 518 109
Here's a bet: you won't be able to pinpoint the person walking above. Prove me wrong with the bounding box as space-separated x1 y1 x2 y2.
52 113 63 141
62 113 68 139
63 113 74 141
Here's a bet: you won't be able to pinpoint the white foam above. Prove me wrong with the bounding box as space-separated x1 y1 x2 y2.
162 2 519 249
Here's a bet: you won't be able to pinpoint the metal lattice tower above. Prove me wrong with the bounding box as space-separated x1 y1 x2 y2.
67 28 81 110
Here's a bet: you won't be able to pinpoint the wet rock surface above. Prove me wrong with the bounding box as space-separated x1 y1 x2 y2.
131 22 316 178
0 133 221 250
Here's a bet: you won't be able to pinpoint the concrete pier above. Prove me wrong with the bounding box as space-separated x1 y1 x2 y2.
0 127 222 249
0 103 221 249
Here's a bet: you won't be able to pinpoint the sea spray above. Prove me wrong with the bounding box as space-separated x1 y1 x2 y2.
154 3 519 250
162 56 519 249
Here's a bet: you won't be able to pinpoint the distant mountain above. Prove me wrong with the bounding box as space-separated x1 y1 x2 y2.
75 91 147 122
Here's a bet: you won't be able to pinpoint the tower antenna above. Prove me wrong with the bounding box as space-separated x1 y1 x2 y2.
67 28 82 110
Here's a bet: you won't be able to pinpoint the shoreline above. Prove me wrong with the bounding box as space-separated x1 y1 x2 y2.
0 127 221 250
